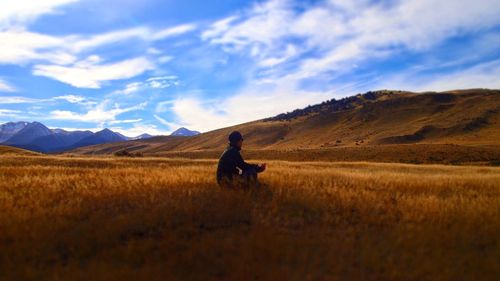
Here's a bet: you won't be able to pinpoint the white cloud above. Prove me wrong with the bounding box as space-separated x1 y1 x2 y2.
147 76 179 88
424 60 500 91
0 1 78 66
170 79 331 132
155 100 176 113
0 0 79 28
121 82 144 95
258 44 298 67
180 0 500 132
67 24 196 53
0 29 72 65
0 79 16 92
1 22 195 66
52 95 85 103
108 118 143 125
110 123 170 137
33 56 155 88
158 56 173 64
152 24 197 40
203 0 292 48
201 16 237 41
147 47 162 55
68 27 149 53
154 114 181 130
49 100 147 124
291 0 500 79
112 76 179 95
1 20 192 88
0 96 42 104
204 0 500 79
0 109 22 117
0 0 191 89
52 94 97 107
379 59 500 92
0 94 100 107
147 75 177 81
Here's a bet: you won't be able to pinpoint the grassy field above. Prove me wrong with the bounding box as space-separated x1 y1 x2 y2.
0 155 499 280
145 144 500 165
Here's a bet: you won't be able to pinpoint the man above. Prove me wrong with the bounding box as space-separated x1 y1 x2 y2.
216 131 266 188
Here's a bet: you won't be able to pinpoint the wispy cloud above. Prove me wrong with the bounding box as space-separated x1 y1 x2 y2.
0 94 96 105
52 94 97 106
378 59 500 92
112 76 180 95
49 100 147 125
109 123 170 137
0 109 22 117
168 82 331 132
154 114 181 131
33 56 155 88
0 30 70 65
151 24 197 40
0 22 194 67
69 24 196 53
0 78 16 92
0 96 43 104
1 0 499 133
176 0 500 131
204 0 500 79
108 118 143 125
0 0 79 28
1 8 195 87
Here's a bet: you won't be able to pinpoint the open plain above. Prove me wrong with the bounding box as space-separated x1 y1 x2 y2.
1 154 498 280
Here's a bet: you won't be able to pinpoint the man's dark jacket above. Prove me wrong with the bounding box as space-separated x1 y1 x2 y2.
216 145 261 183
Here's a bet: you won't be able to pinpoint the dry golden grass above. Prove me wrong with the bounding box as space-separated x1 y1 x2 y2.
0 145 41 156
0 155 499 281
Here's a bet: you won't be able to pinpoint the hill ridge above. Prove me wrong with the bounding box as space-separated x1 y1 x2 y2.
69 89 500 160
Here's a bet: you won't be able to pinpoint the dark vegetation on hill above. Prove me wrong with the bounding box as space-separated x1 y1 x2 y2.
66 89 500 164
2 89 498 164
264 90 408 122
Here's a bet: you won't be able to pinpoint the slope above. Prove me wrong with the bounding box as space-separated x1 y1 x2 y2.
0 145 41 156
70 89 500 157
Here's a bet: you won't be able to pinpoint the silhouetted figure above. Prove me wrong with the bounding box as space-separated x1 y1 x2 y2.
216 131 266 188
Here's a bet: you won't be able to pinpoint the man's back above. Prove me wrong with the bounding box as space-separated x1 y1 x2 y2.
216 131 266 187
217 146 237 177
217 146 245 182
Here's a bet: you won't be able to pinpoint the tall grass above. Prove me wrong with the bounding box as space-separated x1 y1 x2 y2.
0 156 499 280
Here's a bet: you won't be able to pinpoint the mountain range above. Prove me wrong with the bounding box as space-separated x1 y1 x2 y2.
1 89 499 160
68 89 500 160
0 121 202 153
0 122 163 153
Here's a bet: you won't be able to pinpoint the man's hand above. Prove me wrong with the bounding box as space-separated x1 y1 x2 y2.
258 163 267 172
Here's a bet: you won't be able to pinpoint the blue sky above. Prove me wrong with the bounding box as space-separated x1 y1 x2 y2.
0 0 499 136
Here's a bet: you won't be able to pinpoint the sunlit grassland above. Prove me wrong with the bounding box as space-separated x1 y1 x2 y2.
0 156 499 281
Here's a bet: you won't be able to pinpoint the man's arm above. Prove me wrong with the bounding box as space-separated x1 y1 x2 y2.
235 150 260 171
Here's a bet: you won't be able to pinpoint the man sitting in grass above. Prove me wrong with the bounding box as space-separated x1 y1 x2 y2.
216 131 266 188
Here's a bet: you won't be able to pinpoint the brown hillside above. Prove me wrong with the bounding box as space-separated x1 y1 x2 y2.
70 89 500 160
0 145 41 156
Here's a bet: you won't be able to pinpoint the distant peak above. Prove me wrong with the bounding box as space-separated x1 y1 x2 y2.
98 128 113 133
170 127 200 137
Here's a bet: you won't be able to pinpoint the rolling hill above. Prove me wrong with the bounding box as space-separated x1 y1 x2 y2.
69 89 500 163
0 145 41 156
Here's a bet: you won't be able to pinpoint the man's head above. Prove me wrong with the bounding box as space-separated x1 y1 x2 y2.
229 131 243 148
